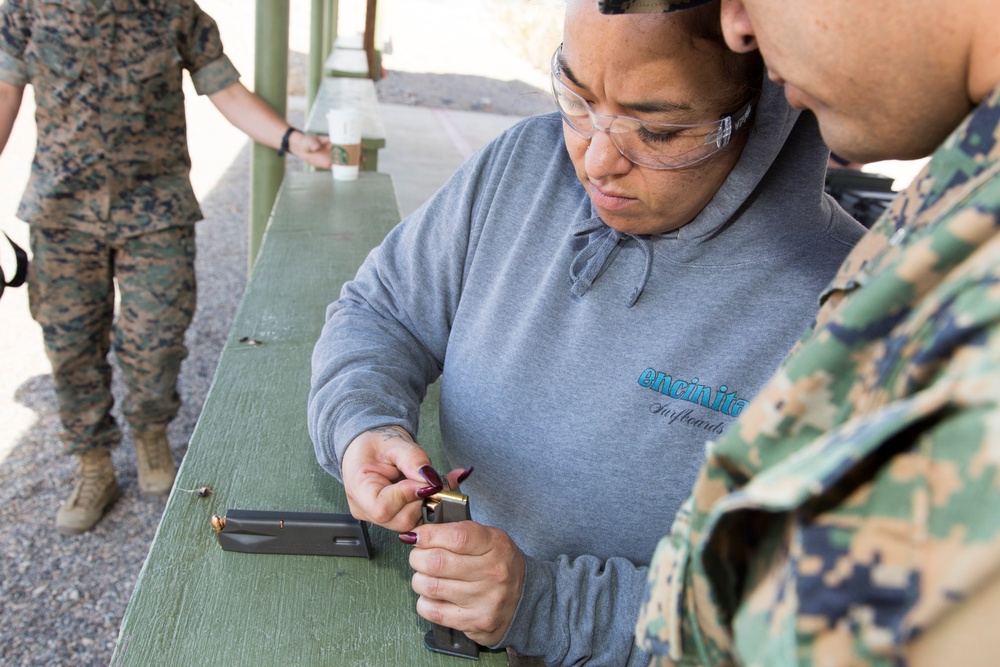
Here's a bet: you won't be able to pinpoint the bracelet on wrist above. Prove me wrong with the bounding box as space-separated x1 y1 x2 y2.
277 126 298 157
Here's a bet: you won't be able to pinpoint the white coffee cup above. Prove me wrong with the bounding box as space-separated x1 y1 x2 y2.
326 108 362 181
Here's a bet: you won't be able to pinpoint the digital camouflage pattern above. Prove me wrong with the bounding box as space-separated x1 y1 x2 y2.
636 84 1000 665
0 0 237 451
28 225 196 453
597 0 711 15
0 0 240 236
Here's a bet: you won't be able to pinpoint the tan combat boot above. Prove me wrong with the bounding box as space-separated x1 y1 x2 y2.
56 449 120 536
134 426 176 496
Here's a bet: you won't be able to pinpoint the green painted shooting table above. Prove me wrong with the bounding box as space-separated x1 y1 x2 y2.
110 172 507 666
305 77 386 172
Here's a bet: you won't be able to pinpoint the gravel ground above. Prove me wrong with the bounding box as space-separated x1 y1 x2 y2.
0 73 539 667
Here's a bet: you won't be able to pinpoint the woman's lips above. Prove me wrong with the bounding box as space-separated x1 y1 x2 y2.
587 181 637 211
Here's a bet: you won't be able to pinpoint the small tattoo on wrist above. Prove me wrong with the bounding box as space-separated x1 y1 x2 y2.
371 426 409 442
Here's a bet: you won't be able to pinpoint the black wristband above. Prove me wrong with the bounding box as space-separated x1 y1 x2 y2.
277 126 298 157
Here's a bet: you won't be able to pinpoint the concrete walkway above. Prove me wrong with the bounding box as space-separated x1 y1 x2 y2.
379 104 524 217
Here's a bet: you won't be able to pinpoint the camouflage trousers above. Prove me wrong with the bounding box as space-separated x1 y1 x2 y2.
27 225 196 454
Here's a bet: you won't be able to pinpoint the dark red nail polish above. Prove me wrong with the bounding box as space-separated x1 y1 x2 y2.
417 485 441 498
456 466 474 485
418 465 443 488
399 532 417 545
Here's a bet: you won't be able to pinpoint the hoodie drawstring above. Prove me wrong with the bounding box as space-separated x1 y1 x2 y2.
568 218 654 308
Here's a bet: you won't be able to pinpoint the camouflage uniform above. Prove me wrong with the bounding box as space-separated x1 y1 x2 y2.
634 84 1000 665
0 0 240 452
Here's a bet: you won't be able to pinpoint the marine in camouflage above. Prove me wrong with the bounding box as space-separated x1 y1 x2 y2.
635 84 1000 665
597 0 711 15
0 0 239 452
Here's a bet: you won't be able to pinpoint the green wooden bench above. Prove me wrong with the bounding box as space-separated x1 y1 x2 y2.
305 77 386 172
110 171 507 666
334 32 364 50
324 46 370 78
332 32 384 82
324 0 385 80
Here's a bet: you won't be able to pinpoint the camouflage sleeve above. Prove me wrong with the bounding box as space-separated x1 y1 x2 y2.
636 223 1000 666
638 365 1000 667
635 493 743 667
176 0 241 96
731 375 1000 666
787 251 1000 663
0 0 29 86
634 496 703 666
188 54 239 96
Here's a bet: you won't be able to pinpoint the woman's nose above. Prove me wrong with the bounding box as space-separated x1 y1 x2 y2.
584 129 632 180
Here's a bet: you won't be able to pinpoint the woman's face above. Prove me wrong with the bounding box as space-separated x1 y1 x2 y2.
561 3 749 235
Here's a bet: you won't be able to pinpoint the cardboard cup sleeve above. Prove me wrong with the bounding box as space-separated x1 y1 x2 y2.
327 108 362 181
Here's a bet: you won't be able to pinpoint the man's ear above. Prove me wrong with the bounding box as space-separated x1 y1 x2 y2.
720 0 758 53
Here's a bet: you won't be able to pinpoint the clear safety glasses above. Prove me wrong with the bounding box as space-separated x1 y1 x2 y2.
550 45 752 170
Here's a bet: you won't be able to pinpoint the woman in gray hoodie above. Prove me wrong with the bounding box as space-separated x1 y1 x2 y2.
309 1 865 664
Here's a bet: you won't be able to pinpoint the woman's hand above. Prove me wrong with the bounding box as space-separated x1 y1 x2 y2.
402 521 526 647
341 426 440 532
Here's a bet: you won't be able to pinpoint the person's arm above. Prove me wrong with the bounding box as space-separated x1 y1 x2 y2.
0 80 24 156
308 138 497 503
307 196 466 483
405 520 651 666
207 80 332 169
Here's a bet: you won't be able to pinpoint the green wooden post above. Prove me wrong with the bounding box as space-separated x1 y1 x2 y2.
307 0 324 110
324 0 339 59
249 0 290 274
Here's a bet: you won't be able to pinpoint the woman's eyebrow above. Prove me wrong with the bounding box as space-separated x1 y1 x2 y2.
557 52 586 89
621 99 692 114
558 52 692 115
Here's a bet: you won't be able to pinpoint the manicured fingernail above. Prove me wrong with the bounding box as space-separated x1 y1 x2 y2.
417 485 441 498
418 465 443 488
399 532 417 545
456 466 474 485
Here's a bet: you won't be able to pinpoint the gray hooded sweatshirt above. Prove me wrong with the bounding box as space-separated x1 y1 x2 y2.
309 80 865 666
